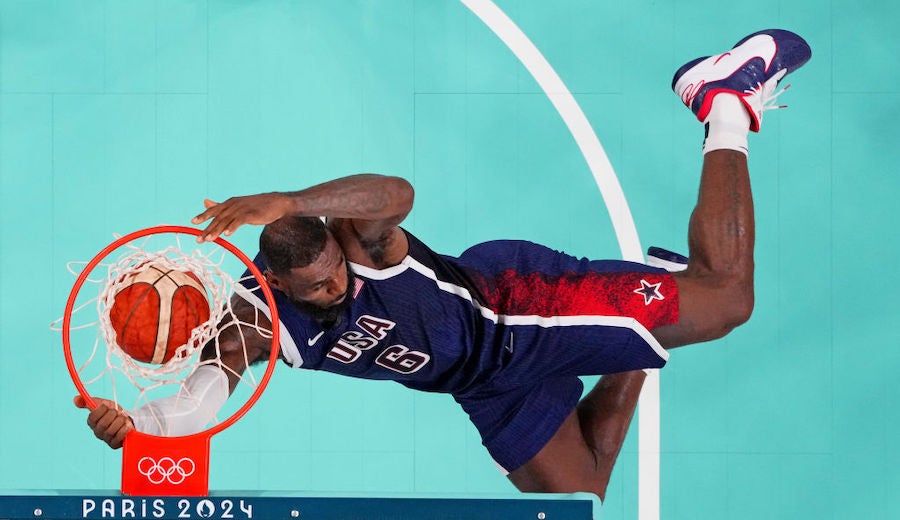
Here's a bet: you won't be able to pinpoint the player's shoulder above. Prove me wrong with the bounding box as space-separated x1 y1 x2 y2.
330 219 409 268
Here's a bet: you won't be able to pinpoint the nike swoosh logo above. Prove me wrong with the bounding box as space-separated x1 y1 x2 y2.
505 332 514 353
705 34 776 80
307 331 325 346
675 34 777 104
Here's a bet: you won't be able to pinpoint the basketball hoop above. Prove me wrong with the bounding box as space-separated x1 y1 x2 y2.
59 225 280 496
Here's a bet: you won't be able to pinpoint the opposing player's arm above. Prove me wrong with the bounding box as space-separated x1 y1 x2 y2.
192 174 414 244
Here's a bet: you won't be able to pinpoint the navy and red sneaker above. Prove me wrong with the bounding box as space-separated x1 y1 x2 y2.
672 29 812 132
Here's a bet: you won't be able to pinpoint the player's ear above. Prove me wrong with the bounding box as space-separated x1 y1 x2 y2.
264 270 283 290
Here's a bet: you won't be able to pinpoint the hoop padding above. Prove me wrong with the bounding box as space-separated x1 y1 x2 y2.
61 225 280 439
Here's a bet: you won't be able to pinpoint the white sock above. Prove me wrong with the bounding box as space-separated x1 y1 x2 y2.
702 93 751 156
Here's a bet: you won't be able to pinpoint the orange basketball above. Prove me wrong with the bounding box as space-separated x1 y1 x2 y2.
109 263 211 364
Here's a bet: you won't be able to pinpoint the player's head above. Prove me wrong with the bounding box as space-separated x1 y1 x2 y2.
260 216 355 325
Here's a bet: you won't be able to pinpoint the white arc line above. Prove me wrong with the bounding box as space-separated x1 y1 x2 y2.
459 2 658 519
459 0 643 261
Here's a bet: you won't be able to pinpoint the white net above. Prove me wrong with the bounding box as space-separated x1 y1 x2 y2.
57 230 275 436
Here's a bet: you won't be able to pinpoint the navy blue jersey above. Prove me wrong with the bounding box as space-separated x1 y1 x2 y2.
239 231 501 395
239 229 676 395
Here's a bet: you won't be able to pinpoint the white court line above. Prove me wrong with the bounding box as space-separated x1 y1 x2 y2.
458 2 659 519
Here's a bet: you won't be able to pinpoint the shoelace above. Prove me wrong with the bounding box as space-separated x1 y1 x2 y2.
746 69 790 117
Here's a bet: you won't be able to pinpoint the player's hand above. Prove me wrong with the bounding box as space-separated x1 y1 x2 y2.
74 395 135 450
191 193 294 242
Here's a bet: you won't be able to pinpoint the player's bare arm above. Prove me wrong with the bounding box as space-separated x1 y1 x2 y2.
192 174 413 242
205 296 274 394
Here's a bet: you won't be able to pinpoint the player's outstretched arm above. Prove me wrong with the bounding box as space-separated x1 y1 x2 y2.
73 296 272 446
192 174 414 243
200 296 274 394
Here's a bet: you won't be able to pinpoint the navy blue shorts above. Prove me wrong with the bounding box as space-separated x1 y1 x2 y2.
453 329 667 473
451 242 677 473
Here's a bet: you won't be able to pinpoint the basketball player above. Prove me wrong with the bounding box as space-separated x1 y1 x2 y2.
77 29 811 500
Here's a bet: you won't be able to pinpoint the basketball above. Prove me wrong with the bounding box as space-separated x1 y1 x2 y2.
109 263 211 364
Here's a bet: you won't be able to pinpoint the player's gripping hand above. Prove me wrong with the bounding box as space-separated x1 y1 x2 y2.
74 395 135 450
191 193 294 242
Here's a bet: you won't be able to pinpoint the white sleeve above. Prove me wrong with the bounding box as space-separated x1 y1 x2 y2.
129 364 230 436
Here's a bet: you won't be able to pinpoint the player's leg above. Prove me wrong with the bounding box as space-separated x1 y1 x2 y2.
507 371 646 500
506 251 682 497
652 148 755 347
652 29 811 349
509 29 813 498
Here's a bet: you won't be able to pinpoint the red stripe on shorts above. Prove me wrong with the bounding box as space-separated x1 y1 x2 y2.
479 270 679 331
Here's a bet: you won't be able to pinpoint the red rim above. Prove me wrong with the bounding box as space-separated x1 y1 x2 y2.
62 225 280 439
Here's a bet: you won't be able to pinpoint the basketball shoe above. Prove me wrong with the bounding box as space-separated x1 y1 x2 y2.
672 29 811 132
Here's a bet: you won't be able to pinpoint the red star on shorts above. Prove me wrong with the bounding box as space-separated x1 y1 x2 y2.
634 279 665 305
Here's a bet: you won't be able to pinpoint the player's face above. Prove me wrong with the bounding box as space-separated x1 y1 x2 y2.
269 235 350 309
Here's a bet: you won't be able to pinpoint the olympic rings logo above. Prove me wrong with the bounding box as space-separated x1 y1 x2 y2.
137 456 196 485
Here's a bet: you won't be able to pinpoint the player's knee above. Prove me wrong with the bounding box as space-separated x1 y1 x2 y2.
581 446 619 501
510 455 612 501
548 467 610 502
731 275 754 321
679 269 754 342
714 278 754 335
732 288 754 327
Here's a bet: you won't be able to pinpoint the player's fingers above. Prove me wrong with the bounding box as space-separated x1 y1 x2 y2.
197 220 221 242
85 403 109 428
109 417 134 449
92 406 119 432
98 416 121 444
73 395 88 409
220 215 242 237
83 396 118 413
206 209 247 242
191 199 221 225
198 214 233 242
196 202 243 242
103 415 133 448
